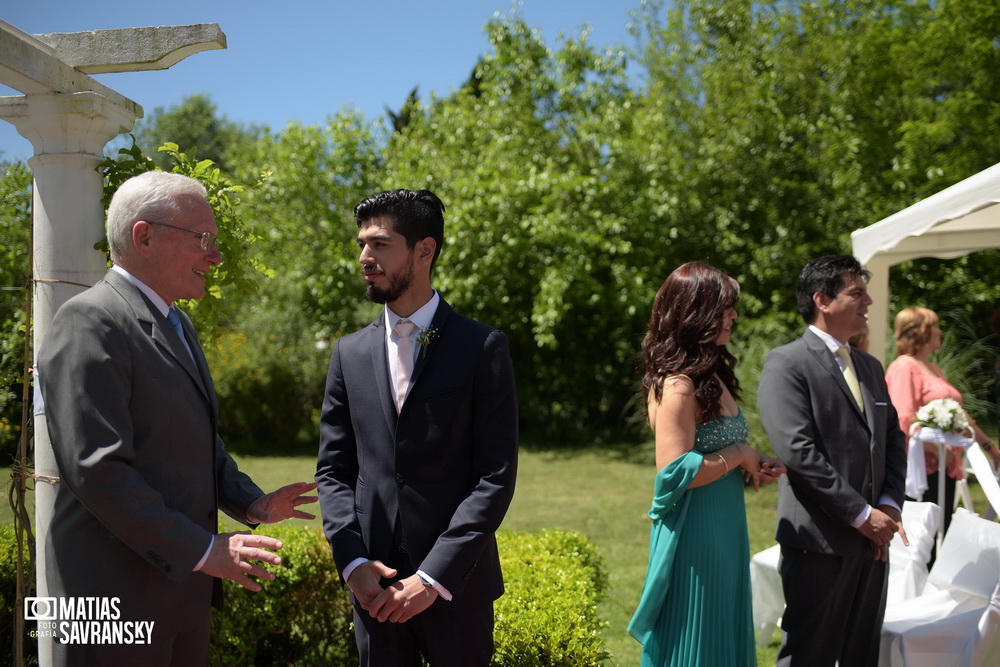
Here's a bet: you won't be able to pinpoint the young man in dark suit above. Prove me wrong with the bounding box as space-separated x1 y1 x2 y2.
315 189 519 666
758 254 908 667
38 171 317 666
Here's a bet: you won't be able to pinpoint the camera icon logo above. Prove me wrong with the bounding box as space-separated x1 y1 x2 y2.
24 597 58 621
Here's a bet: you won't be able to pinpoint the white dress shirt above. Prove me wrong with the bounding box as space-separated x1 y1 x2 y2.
385 291 440 394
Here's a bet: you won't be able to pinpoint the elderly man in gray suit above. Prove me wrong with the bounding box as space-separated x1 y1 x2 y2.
758 254 908 667
37 171 317 666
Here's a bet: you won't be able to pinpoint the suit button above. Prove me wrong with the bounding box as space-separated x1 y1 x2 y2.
395 473 404 483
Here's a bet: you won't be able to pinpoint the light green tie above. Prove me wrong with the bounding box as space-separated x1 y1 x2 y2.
836 346 864 412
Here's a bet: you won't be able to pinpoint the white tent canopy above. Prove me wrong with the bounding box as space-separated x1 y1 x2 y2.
851 162 1000 363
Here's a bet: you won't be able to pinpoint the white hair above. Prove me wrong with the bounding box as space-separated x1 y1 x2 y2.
106 172 208 262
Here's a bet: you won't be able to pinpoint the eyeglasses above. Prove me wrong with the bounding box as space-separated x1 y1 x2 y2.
147 221 218 251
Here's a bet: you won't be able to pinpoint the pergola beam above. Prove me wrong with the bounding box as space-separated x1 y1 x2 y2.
34 24 227 74
0 20 138 113
870 228 1000 265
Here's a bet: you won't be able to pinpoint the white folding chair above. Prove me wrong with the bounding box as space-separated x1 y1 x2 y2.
750 543 783 646
972 582 1000 667
880 508 1000 666
955 477 974 513
966 443 1000 521
887 502 942 604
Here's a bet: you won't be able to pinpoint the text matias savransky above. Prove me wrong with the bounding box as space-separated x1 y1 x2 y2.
26 596 155 645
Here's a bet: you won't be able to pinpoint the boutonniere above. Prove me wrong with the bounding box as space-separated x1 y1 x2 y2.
416 325 440 358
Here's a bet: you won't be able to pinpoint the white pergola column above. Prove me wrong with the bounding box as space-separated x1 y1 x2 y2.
1 90 138 667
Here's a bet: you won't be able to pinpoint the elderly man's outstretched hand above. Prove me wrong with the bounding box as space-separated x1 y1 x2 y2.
247 482 318 524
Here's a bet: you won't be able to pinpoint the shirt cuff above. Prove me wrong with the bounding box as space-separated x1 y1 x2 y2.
877 495 901 512
850 505 871 529
416 569 452 601
342 557 369 583
192 535 213 571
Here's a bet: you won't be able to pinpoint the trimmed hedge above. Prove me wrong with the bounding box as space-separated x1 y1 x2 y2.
494 529 610 666
0 524 37 667
2 525 608 666
210 525 356 666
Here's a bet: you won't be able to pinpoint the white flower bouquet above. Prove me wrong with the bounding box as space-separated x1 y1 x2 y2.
905 397 975 499
914 397 970 433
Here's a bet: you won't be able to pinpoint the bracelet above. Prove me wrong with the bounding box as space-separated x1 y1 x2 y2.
714 453 729 474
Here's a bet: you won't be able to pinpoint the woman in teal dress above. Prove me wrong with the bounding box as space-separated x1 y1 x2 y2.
628 262 785 666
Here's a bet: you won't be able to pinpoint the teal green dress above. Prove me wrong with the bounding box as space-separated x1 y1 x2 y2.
628 412 757 666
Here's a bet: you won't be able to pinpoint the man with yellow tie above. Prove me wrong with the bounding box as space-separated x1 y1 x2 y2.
758 254 908 667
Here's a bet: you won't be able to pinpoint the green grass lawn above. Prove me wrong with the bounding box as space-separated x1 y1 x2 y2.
5 449 995 666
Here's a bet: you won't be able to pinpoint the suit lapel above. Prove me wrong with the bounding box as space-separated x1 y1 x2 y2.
408 299 452 390
152 310 210 402
804 331 870 429
176 311 217 414
368 316 398 432
382 298 452 424
105 271 211 402
852 352 879 437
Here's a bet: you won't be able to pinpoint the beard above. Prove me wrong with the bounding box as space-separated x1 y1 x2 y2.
365 260 415 305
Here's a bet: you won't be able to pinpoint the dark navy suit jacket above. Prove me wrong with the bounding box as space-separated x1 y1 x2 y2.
316 299 518 605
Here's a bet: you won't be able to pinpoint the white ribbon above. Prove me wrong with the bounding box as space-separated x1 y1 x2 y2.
905 426 975 500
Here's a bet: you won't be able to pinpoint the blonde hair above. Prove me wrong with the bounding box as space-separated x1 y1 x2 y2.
894 306 938 356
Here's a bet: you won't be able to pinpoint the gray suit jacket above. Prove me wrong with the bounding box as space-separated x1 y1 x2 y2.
38 269 263 625
315 299 518 606
758 329 907 557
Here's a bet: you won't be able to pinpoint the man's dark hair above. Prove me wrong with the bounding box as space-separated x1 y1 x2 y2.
796 254 871 324
355 189 445 267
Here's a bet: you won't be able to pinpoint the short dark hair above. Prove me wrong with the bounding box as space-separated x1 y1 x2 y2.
354 189 445 267
796 255 870 324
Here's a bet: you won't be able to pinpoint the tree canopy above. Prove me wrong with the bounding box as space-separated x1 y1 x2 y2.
3 0 1000 452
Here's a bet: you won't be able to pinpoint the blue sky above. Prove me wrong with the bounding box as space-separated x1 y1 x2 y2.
1 1 643 161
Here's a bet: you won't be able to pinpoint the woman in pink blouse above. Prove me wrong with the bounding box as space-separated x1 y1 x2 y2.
885 307 1000 533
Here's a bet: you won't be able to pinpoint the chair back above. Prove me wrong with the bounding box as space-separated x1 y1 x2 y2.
891 501 942 563
887 501 943 602
926 508 1000 600
967 443 1000 517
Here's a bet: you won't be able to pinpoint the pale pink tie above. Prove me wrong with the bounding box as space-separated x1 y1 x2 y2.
394 319 419 411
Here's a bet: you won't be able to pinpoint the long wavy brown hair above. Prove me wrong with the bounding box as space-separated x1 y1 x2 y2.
641 261 741 423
